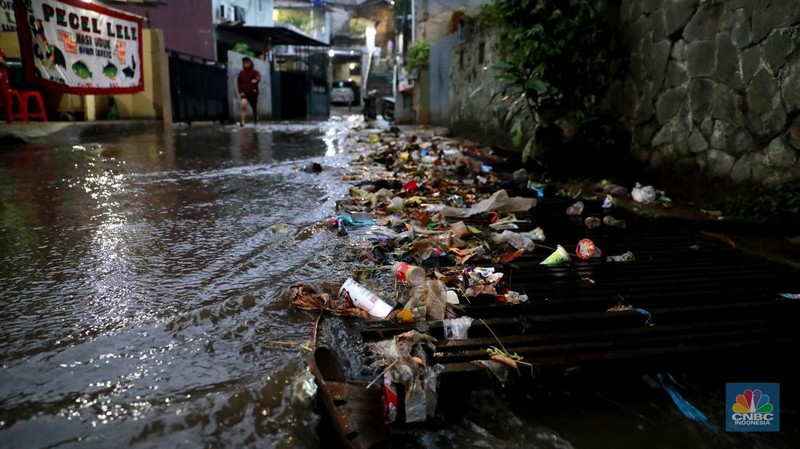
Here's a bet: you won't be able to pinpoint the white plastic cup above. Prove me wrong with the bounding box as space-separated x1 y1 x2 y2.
339 278 393 318
393 262 426 286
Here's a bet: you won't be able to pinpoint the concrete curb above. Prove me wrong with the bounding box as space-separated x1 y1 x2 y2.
1 120 165 147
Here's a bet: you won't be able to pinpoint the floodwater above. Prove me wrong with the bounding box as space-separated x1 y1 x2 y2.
1 118 796 449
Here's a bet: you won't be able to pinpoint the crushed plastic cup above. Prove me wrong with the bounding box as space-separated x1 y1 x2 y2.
576 238 597 260
339 278 393 318
602 194 615 209
603 215 627 229
606 251 635 263
445 290 460 305
540 244 571 265
584 216 602 229
393 262 426 286
566 201 584 216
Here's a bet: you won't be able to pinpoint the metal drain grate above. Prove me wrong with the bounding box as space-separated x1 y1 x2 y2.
360 198 800 385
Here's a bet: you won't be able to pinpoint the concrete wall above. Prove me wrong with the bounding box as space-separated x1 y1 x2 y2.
616 0 800 185
416 0 491 43
119 0 216 59
113 29 170 120
447 25 514 150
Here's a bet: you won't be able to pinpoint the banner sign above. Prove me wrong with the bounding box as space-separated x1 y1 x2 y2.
2 0 16 30
13 0 143 94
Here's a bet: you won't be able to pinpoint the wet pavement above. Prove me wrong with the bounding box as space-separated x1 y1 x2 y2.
1 115 798 448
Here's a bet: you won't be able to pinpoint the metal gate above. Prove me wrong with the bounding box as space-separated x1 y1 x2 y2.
169 51 229 124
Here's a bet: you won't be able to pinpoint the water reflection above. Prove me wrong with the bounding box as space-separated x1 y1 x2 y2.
0 122 355 448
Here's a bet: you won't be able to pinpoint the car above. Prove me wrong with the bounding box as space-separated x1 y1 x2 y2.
330 80 359 106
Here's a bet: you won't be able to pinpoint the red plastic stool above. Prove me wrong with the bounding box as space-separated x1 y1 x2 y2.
1 88 23 124
1 66 47 123
19 91 48 122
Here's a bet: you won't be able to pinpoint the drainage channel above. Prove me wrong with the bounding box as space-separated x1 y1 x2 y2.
360 198 800 387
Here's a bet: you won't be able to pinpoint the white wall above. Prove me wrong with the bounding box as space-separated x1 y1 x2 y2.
227 50 272 121
213 0 274 27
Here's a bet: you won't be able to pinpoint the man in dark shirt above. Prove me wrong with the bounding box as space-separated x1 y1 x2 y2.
236 57 261 125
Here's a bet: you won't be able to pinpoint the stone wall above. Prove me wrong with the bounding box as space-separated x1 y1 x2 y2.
447 26 514 150
616 0 800 184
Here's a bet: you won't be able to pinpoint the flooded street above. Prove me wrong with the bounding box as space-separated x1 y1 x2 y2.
1 118 796 449
1 120 360 448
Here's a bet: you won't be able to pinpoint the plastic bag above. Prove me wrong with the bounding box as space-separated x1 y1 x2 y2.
632 183 657 203
405 377 427 423
566 201 584 216
491 230 535 251
405 280 446 321
443 316 474 340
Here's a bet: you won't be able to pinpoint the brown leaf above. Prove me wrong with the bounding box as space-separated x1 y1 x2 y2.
498 248 525 263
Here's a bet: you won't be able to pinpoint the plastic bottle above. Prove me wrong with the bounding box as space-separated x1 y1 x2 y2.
339 278 393 318
393 262 426 286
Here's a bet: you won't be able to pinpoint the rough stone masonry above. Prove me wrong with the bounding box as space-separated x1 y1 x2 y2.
615 0 800 185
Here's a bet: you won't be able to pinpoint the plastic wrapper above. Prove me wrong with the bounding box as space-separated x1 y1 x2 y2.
465 267 504 297
505 290 529 304
491 230 535 251
383 371 399 424
523 227 546 241
606 251 635 262
585 216 602 229
603 215 627 228
566 201 584 216
632 183 657 203
443 316 474 340
449 221 471 238
423 364 444 419
405 279 447 321
387 196 405 213
404 377 427 423
429 190 536 218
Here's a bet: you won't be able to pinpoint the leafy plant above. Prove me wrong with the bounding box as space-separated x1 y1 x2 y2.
703 178 800 224
350 18 368 36
405 40 431 72
232 43 255 57
275 9 310 30
481 0 616 163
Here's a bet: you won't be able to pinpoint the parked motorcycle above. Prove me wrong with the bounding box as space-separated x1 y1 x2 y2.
380 96 395 121
363 90 378 121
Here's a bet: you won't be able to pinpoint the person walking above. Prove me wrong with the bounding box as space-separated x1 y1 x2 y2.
236 57 261 125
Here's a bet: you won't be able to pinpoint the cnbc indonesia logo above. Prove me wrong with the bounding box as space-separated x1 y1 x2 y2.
726 383 780 432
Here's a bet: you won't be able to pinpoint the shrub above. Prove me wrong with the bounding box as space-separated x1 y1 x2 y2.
406 40 431 72
482 0 617 163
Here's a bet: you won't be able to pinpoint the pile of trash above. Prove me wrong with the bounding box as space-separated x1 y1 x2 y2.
291 127 658 425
